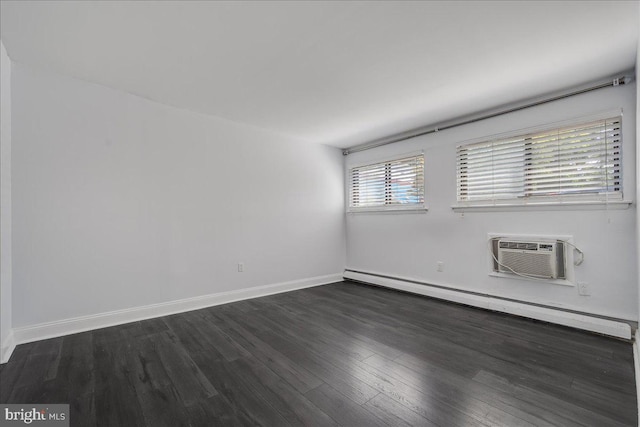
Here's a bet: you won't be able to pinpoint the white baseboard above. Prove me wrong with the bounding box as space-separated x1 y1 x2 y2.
344 270 632 340
0 331 16 364
633 330 640 426
2 273 342 363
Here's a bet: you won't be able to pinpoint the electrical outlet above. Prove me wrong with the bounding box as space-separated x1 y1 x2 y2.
437 261 444 272
238 263 244 273
577 281 590 296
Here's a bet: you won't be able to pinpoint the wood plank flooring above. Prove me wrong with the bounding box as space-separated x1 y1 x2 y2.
1 281 636 426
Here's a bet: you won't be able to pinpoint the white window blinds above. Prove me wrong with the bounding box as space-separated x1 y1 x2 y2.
456 116 622 205
349 154 425 211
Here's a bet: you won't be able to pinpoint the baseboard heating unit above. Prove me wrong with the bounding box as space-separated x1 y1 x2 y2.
343 270 632 340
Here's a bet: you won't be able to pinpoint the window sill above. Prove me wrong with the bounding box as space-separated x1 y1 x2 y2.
348 206 429 214
451 200 632 212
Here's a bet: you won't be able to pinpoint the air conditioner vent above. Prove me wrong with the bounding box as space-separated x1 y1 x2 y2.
494 239 566 280
499 241 539 251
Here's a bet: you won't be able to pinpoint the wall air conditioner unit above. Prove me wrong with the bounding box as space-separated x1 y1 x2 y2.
496 239 565 280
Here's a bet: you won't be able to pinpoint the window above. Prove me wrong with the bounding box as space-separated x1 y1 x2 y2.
456 115 622 206
349 154 425 211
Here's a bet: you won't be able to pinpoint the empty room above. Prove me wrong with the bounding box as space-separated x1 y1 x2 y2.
1 1 639 426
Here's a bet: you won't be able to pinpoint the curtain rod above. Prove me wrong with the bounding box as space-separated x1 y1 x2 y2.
342 73 633 156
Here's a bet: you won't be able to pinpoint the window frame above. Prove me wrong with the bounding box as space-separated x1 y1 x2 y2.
453 110 630 211
347 152 426 213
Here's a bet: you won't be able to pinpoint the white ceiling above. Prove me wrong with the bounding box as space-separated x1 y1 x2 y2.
1 1 638 148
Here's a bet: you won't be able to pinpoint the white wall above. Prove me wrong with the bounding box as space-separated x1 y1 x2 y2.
634 10 639 417
11 63 345 328
346 83 637 321
0 41 13 355
636 8 640 332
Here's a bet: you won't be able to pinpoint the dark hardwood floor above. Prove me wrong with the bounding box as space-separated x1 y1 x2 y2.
1 281 636 426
